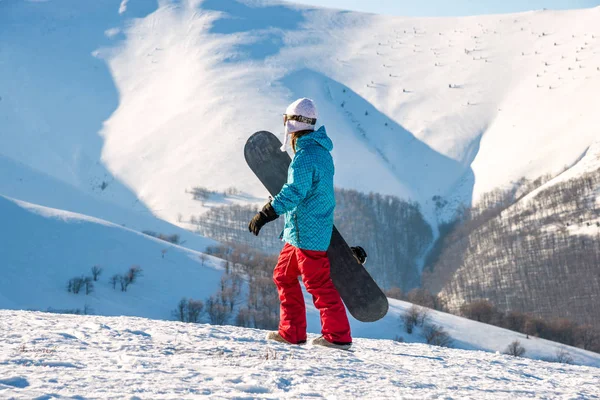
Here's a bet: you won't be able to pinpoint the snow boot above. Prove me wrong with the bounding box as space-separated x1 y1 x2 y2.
311 335 352 350
265 331 306 345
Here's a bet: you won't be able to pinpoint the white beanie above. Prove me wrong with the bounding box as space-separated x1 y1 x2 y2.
282 98 318 151
285 98 318 133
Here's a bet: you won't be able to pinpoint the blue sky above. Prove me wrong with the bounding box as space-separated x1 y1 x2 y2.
285 0 600 17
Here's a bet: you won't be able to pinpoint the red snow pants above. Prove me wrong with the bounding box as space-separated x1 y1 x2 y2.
273 243 352 344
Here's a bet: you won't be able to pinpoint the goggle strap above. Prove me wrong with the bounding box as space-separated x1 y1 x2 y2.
284 114 317 125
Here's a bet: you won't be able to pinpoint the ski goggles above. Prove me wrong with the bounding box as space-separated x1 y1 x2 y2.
283 114 317 126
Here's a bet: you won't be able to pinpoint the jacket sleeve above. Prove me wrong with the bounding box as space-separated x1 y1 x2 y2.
271 151 313 215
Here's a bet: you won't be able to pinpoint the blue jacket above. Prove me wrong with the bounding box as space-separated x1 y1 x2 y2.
271 126 335 252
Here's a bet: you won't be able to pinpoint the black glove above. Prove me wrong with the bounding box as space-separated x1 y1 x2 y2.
249 202 279 236
351 246 367 265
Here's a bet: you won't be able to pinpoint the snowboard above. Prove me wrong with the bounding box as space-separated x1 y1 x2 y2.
244 131 389 323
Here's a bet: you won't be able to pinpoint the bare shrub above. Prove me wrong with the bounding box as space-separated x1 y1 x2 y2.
158 234 180 244
554 348 574 364
67 277 85 294
125 265 143 285
189 186 215 202
422 324 453 347
401 305 419 334
401 305 430 334
142 231 181 244
504 340 526 357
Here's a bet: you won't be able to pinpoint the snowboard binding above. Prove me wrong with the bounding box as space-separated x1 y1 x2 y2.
351 246 367 265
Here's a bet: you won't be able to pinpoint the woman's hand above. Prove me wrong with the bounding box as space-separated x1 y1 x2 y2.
249 202 279 236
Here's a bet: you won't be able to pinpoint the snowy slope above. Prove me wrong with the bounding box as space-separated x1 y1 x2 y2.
2 0 599 232
1 310 599 399
2 195 598 367
522 140 600 199
0 195 222 319
518 139 600 235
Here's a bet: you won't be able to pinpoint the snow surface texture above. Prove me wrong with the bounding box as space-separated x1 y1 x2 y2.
3 195 600 368
0 310 599 399
1 0 599 232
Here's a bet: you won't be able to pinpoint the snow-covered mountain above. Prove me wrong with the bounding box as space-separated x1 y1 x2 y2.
2 0 598 231
1 310 599 399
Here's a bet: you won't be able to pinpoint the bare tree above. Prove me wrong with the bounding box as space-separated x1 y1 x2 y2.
68 277 85 294
109 274 120 290
84 277 94 295
173 298 204 323
205 295 230 325
199 254 208 266
187 299 204 323
119 276 129 292
220 273 243 312
173 298 187 322
91 266 103 281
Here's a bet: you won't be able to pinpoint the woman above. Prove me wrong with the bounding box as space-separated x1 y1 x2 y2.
248 98 353 350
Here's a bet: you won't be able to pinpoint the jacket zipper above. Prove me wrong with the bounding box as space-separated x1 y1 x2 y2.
294 213 300 244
